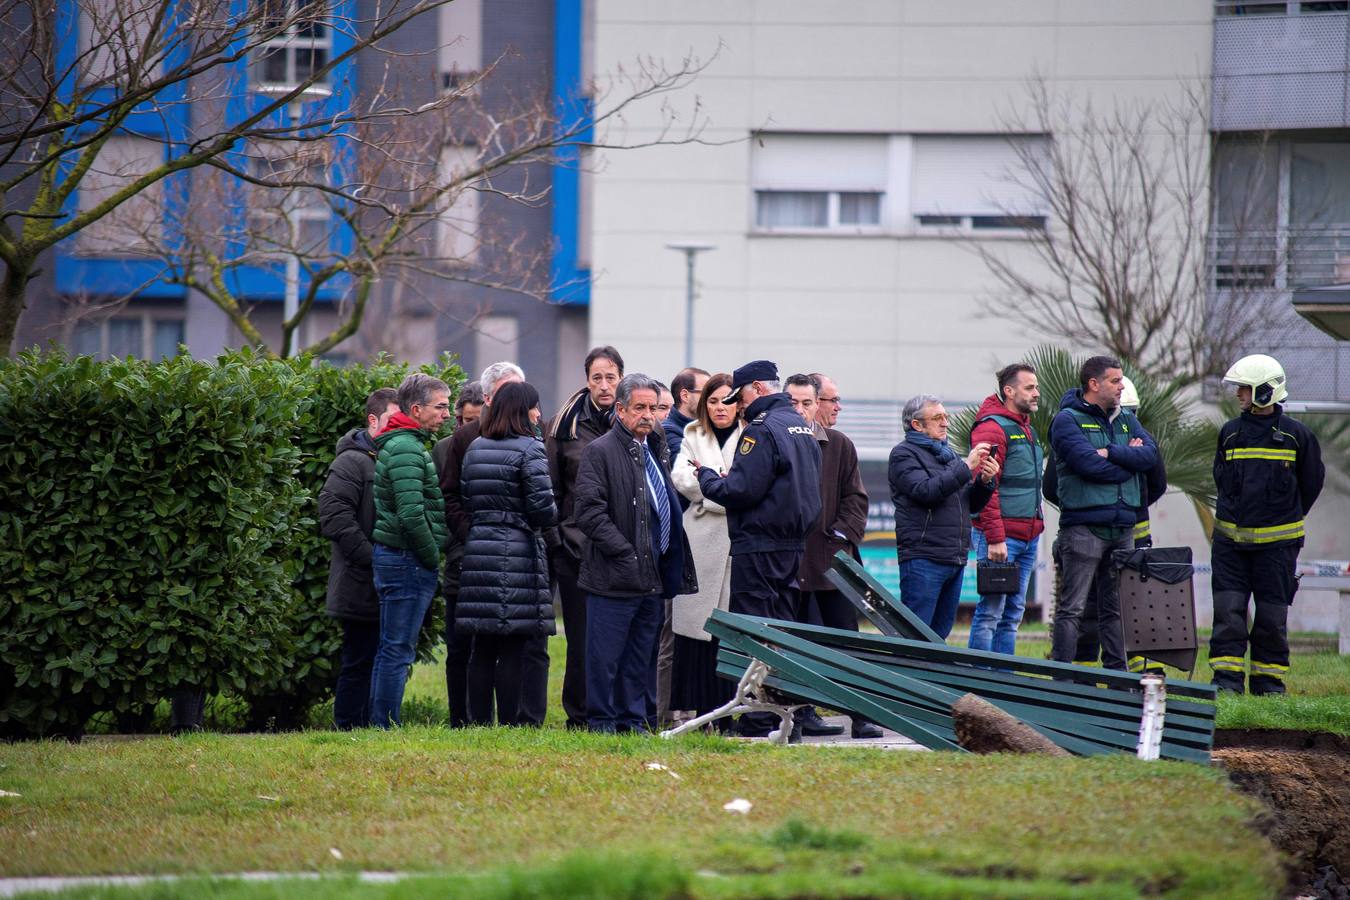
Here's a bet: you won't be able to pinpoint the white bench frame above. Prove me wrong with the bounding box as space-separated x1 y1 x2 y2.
1296 575 1350 654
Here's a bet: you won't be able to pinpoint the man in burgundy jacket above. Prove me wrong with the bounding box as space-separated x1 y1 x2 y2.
796 373 881 739
967 363 1046 656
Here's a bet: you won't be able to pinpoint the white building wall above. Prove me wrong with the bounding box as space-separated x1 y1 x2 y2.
589 2 1345 636
588 0 1213 401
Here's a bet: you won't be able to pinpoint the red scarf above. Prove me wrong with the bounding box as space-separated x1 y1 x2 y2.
378 411 422 435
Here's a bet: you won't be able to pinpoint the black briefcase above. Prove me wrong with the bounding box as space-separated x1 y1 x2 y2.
975 561 1020 595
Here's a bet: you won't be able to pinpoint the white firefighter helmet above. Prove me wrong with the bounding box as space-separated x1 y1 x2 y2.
1223 354 1287 408
1119 376 1140 411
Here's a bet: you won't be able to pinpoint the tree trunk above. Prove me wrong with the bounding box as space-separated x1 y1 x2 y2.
951 693 1070 756
0 259 33 356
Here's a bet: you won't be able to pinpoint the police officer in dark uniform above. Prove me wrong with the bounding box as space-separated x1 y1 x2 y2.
692 360 822 736
1210 354 1324 695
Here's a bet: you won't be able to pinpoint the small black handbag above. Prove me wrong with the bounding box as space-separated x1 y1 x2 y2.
975 561 1020 595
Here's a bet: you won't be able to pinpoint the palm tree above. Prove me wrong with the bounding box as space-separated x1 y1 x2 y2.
949 346 1220 537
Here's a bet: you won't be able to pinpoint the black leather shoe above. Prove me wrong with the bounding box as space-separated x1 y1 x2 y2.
851 720 884 739
798 707 845 736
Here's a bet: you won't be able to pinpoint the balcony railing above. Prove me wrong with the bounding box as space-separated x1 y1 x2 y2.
1211 226 1350 290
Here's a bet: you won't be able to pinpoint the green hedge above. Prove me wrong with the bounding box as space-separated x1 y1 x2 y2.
0 351 306 737
0 350 462 737
240 355 463 729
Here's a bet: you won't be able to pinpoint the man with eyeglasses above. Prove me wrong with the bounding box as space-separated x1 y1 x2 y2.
663 367 709 459
795 374 881 739
369 373 452 727
890 394 998 639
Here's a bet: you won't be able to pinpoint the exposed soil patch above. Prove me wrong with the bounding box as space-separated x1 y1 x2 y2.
1212 730 1350 898
1215 729 1350 753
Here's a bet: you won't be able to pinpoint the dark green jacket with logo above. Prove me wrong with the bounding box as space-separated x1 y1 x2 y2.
1048 389 1157 529
372 415 449 570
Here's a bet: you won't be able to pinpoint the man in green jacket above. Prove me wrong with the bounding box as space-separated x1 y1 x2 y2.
369 373 451 727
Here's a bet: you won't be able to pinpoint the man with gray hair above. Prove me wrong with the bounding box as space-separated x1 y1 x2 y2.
573 373 697 732
433 361 526 726
370 372 452 727
888 394 998 639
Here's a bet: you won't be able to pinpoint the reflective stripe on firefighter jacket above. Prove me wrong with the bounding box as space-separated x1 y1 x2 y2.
1212 407 1324 550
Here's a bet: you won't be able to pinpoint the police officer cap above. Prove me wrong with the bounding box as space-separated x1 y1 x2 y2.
726 359 779 401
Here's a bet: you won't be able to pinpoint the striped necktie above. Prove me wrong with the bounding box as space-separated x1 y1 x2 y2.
642 444 671 554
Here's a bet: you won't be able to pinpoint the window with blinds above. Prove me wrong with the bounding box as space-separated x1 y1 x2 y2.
751 133 887 232
77 135 164 255
911 135 1049 232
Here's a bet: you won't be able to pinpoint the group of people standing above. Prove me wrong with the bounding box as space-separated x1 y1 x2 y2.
535 352 877 739
892 352 1324 698
318 346 1325 736
318 350 878 738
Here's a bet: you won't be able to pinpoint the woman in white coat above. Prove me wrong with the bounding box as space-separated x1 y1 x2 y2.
670 372 743 719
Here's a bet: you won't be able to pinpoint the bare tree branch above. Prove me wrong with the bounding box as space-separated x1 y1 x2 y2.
19 7 725 359
972 77 1293 385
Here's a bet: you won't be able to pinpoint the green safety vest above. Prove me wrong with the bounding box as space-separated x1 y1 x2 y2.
1055 407 1142 512
972 414 1043 519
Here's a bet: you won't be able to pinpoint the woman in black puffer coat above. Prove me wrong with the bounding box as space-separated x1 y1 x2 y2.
457 381 557 725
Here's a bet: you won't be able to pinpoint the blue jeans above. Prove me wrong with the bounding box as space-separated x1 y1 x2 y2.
898 558 965 639
968 530 1040 656
585 593 663 732
369 544 438 728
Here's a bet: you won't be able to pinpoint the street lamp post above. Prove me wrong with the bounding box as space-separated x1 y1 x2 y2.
665 241 716 369
256 84 332 357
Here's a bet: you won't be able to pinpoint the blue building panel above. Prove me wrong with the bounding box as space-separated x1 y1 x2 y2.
52 0 357 305
550 0 591 306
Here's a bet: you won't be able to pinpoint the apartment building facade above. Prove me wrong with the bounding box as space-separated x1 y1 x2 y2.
583 0 1350 623
10 0 591 407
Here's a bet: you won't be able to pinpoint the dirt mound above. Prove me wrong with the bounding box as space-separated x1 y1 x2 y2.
1212 744 1350 889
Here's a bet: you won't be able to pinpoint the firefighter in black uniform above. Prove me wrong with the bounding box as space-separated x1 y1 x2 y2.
692 360 822 736
1210 354 1324 695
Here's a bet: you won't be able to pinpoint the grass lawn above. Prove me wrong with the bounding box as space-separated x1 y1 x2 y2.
0 728 1282 898
5 629 1341 897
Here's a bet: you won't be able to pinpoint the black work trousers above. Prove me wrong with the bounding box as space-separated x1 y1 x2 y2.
442 545 472 727
467 633 549 726
1051 525 1132 670
729 549 802 622
553 550 588 727
730 549 803 733
1209 540 1298 694
444 594 473 727
333 618 379 730
802 589 861 631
